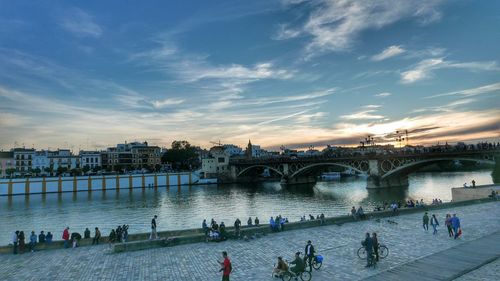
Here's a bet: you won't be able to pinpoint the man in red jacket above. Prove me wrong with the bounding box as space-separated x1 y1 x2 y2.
219 251 232 281
62 227 70 248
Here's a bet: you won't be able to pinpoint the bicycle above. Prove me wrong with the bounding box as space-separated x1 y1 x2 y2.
357 244 389 260
279 269 311 281
304 254 323 270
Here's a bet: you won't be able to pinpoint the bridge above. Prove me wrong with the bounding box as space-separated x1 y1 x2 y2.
228 149 500 188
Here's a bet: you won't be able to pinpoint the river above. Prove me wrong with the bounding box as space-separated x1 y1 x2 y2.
0 170 493 244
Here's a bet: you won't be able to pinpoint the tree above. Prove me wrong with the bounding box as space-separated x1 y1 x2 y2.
57 166 68 176
162 140 199 170
82 165 91 174
92 166 101 173
5 168 16 178
32 168 41 176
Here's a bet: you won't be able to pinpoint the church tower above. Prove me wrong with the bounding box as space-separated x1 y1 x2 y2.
245 140 253 159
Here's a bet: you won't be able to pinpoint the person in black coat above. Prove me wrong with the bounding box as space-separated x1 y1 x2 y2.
362 233 373 267
304 240 315 271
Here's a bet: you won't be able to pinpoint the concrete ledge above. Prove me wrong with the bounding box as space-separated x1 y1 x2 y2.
452 184 500 202
1 197 497 254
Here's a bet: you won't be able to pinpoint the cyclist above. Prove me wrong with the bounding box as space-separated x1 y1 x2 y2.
273 256 289 277
304 240 315 271
289 252 305 277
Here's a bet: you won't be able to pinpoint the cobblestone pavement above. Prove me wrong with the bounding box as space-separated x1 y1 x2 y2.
453 258 500 281
0 202 499 281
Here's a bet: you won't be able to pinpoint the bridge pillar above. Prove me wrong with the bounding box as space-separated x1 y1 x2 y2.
492 156 500 184
282 163 289 176
230 166 238 181
368 160 380 177
367 176 409 189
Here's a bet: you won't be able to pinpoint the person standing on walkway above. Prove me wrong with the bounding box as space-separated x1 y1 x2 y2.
471 179 476 188
18 231 25 254
423 212 429 231
93 227 101 245
445 214 453 237
234 218 241 238
430 214 439 235
12 231 19 255
304 240 315 272
451 214 461 239
362 233 373 267
29 231 37 252
150 215 158 240
372 232 379 261
219 251 232 281
62 227 70 248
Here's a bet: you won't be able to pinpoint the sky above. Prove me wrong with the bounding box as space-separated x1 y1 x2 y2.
0 0 499 151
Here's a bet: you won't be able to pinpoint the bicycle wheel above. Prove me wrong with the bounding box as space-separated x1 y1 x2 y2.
300 271 312 281
280 272 292 281
312 260 322 270
379 245 389 259
357 247 366 259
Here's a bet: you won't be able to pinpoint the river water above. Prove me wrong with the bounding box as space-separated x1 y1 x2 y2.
0 170 493 244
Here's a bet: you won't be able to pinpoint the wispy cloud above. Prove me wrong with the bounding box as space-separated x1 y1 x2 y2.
340 110 385 120
371 45 405 61
60 8 102 38
375 92 392 98
425 82 500 99
412 98 476 113
280 0 443 58
401 58 500 84
273 23 301 40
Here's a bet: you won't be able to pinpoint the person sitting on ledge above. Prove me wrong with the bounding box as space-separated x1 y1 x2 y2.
38 231 46 244
45 232 53 244
254 217 259 226
247 217 252 227
84 228 91 239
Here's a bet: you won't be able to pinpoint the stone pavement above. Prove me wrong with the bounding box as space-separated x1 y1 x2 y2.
362 230 500 281
0 201 499 281
454 258 500 281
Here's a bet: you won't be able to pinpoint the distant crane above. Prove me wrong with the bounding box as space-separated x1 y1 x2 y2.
209 140 223 146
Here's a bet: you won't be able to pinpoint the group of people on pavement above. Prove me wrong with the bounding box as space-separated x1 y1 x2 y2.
11 230 53 254
361 232 380 267
272 240 316 278
203 218 228 242
351 206 366 219
424 212 462 238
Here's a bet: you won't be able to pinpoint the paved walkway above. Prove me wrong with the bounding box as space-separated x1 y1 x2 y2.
0 201 499 281
362 231 500 281
454 258 500 281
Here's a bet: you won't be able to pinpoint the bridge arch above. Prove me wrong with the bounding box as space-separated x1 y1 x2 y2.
290 162 367 179
236 165 284 178
381 157 495 180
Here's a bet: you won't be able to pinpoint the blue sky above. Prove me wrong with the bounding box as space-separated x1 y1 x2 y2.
0 0 499 151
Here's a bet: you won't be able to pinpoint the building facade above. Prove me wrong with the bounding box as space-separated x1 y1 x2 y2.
102 142 161 172
12 148 35 175
79 151 102 170
0 151 14 178
201 146 230 178
48 149 80 172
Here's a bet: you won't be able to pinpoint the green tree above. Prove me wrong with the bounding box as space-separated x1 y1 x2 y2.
82 165 91 174
32 168 41 176
92 166 101 173
162 140 199 170
5 168 16 178
56 166 68 176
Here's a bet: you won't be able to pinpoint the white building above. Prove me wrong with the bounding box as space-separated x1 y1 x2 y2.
201 146 230 177
32 150 51 172
49 149 80 171
12 148 35 175
222 144 244 157
79 151 102 170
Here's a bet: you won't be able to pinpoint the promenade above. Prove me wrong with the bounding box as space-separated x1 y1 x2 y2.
0 201 498 281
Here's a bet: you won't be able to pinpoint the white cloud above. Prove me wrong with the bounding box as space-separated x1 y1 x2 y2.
340 110 385 120
371 45 405 61
60 8 102 38
425 82 500 99
401 58 500 84
281 0 443 57
151 98 185 108
273 24 301 40
375 92 391 98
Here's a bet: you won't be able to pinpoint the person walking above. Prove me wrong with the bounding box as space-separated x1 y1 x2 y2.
92 227 101 245
362 233 373 267
430 214 439 235
219 251 232 281
451 214 461 239
29 231 37 252
12 231 19 255
304 240 315 272
445 214 453 237
18 231 26 254
150 215 158 240
62 227 70 248
422 212 429 231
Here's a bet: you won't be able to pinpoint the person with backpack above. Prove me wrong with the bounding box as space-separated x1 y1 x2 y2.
219 251 232 281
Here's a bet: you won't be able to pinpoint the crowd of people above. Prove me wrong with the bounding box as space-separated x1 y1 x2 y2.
425 213 462 239
272 240 317 278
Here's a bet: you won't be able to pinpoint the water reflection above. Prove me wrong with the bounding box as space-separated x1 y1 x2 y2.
0 170 493 244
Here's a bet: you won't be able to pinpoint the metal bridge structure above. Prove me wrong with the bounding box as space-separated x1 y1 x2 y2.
229 150 500 188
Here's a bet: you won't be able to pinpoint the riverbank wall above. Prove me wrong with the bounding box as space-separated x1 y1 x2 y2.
0 172 201 196
1 197 497 254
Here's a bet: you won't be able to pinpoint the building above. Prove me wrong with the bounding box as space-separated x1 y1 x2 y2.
102 141 161 172
48 149 80 172
0 151 14 178
12 148 35 175
79 151 102 170
32 150 51 174
222 144 244 157
201 146 230 178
